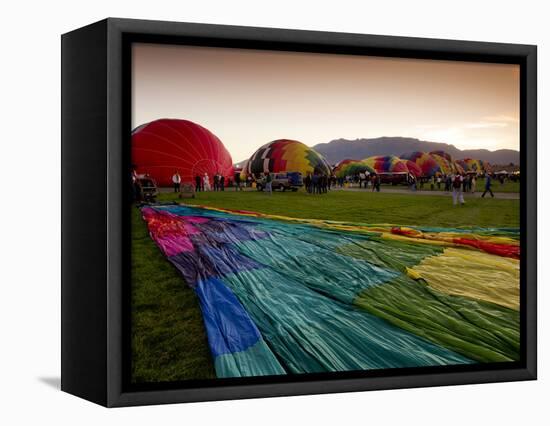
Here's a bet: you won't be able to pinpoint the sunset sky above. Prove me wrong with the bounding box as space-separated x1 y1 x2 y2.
132 43 520 162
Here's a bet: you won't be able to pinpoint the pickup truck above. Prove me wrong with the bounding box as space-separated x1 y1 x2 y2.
256 172 303 192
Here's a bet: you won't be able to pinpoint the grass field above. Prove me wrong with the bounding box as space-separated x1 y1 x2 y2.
131 206 216 382
485 180 521 193
158 189 519 228
131 189 520 383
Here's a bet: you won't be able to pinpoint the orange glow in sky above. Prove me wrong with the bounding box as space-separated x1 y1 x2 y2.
132 43 519 161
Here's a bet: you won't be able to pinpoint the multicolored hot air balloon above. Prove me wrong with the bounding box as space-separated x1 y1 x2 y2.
132 119 234 186
454 161 466 174
333 159 357 172
457 158 490 174
404 160 423 178
363 156 409 174
481 160 493 174
333 159 375 178
244 139 332 177
429 150 466 175
400 152 440 177
429 150 453 162
430 153 455 175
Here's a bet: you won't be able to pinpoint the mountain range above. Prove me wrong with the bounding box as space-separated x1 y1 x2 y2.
312 137 519 166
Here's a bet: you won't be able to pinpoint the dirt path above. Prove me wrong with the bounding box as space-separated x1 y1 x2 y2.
335 187 520 199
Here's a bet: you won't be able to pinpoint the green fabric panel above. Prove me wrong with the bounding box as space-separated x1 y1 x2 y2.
354 276 520 362
414 226 520 239
214 339 286 378
336 237 445 271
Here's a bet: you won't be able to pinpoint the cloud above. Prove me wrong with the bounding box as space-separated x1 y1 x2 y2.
414 122 513 151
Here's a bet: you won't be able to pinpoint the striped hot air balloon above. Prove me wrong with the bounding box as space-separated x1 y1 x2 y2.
363 156 409 174
430 152 456 175
333 159 375 178
404 160 423 178
429 150 466 175
457 158 491 174
333 159 357 172
244 139 332 177
400 152 440 177
429 150 453 162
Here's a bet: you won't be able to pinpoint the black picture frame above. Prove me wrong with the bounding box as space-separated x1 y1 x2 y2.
61 18 537 407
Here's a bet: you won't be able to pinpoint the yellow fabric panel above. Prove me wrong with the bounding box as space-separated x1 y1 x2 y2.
195 205 517 254
410 247 519 310
280 142 310 175
406 267 422 280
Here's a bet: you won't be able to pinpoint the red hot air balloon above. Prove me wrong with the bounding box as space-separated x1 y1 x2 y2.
132 119 234 187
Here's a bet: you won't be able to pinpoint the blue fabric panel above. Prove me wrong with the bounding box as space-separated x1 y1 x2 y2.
195 277 261 357
169 240 263 287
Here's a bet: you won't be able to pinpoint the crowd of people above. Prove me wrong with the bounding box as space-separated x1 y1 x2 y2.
415 173 479 193
303 173 332 194
339 172 383 191
191 172 229 192
133 167 511 207
340 170 504 206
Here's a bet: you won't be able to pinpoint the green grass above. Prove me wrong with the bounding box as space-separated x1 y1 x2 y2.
412 179 520 193
158 189 519 228
131 205 215 383
487 180 520 193
132 189 519 382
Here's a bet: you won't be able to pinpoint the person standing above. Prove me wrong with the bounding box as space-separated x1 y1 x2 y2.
445 175 451 192
304 173 312 194
452 173 464 206
265 172 272 195
482 174 495 198
471 175 477 193
132 169 142 202
203 173 211 191
220 175 225 191
172 171 181 193
235 173 242 191
195 174 202 192
312 173 319 194
213 173 219 192
131 168 138 201
409 174 417 192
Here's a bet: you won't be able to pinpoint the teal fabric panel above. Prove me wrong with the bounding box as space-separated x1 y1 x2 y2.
223 268 472 373
214 339 286 378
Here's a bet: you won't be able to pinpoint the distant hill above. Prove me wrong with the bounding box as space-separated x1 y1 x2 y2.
312 137 519 165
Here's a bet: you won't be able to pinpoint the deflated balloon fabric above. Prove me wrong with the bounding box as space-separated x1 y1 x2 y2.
140 204 520 377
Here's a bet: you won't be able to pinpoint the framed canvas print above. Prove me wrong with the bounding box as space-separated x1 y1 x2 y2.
61 18 537 407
